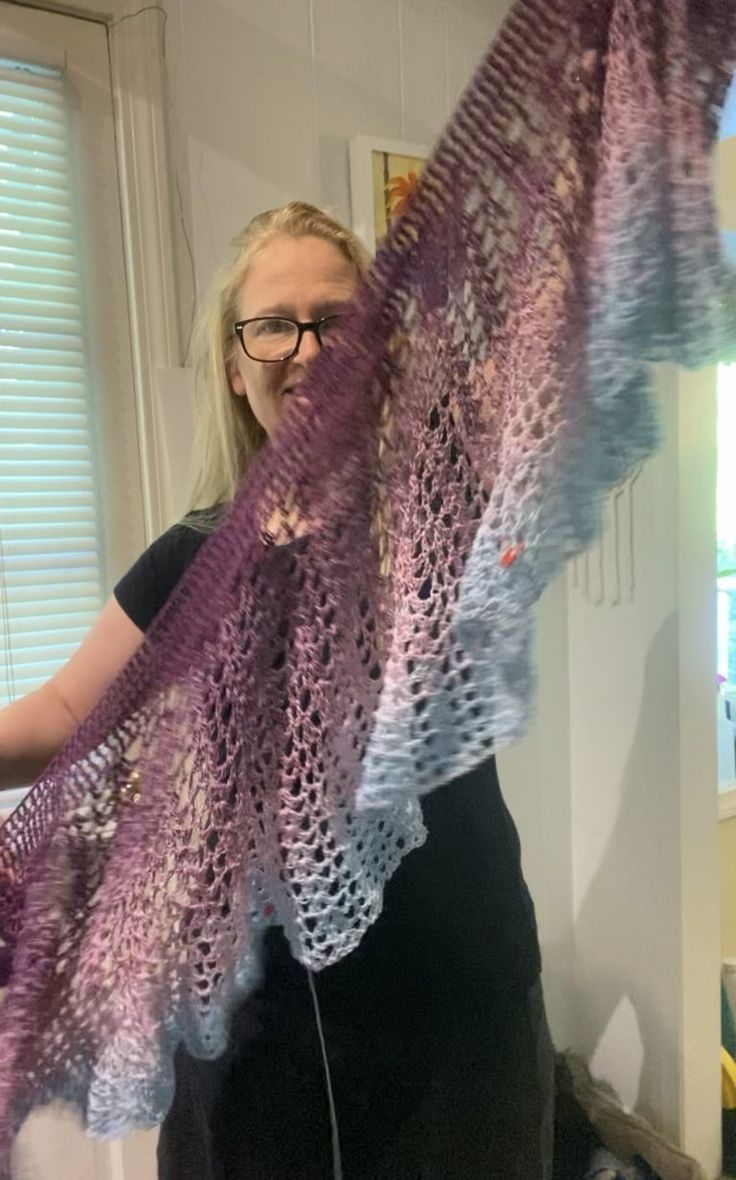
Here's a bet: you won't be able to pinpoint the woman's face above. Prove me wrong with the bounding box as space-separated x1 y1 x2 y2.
229 234 359 437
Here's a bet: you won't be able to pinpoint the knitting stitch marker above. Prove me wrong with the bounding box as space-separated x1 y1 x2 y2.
500 543 525 569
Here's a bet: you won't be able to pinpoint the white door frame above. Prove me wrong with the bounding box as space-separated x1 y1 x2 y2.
7 0 182 542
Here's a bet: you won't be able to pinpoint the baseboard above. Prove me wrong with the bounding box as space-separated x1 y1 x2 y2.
563 1053 707 1180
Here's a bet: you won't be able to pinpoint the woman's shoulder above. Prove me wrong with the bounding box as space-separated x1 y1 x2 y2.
113 505 223 632
141 505 223 573
177 505 225 537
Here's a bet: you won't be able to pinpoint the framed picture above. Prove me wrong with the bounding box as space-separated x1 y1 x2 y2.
349 135 429 254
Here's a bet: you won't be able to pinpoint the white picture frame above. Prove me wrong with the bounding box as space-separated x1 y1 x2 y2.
349 134 430 254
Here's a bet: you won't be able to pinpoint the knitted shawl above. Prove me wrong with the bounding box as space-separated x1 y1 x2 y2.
0 0 734 1166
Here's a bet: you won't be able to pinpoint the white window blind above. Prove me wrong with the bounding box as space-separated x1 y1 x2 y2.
0 57 104 706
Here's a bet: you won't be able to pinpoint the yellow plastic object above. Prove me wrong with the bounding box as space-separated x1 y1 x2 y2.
723 1047 736 1110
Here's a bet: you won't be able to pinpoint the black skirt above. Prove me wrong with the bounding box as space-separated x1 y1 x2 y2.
158 966 554 1180
158 760 552 1179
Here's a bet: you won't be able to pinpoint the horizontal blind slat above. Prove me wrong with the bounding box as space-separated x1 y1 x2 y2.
0 92 64 121
0 70 66 101
0 265 77 288
0 196 72 222
0 475 95 486
2 578 102 600
0 380 88 394
0 414 89 431
0 283 81 305
0 156 68 186
0 175 69 204
0 245 76 271
0 397 88 414
0 233 75 258
0 102 64 129
0 120 68 150
0 318 82 337
0 339 84 356
4 599 101 622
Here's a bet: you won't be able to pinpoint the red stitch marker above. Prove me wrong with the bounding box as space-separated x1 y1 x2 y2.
500 543 525 569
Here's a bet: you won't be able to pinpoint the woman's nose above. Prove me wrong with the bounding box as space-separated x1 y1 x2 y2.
293 326 322 365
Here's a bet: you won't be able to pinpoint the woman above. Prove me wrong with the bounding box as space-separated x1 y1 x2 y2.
0 202 554 1179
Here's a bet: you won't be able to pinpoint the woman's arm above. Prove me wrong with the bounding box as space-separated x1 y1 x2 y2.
0 597 145 791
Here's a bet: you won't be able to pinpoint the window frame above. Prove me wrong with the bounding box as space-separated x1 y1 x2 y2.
16 0 182 545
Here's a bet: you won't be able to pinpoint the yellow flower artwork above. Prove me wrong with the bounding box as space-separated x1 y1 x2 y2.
370 150 426 248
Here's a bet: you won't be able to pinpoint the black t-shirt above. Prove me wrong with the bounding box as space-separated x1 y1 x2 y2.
114 509 217 632
114 517 541 999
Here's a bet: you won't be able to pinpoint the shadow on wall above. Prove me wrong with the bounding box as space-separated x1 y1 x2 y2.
571 613 684 1144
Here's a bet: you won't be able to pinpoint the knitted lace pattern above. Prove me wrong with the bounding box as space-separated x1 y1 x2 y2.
0 0 733 1166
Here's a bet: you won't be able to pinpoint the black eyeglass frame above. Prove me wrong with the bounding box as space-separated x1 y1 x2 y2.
233 315 344 363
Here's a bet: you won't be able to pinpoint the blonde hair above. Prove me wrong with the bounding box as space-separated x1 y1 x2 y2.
187 201 371 514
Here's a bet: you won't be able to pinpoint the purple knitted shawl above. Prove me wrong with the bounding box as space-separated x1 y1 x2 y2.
0 0 734 1166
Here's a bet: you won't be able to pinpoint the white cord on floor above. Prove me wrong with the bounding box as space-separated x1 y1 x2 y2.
307 967 344 1180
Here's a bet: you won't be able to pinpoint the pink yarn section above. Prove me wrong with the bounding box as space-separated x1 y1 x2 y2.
0 0 733 1167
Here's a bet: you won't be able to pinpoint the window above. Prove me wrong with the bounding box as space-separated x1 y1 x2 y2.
722 74 736 271
0 5 145 708
718 364 736 691
0 58 106 702
717 75 736 797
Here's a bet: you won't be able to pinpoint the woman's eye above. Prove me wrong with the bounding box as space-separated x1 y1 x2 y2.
257 319 293 336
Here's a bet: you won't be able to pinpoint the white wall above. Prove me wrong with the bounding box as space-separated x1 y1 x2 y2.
497 580 576 1049
564 369 720 1171
501 375 720 1177
163 0 511 340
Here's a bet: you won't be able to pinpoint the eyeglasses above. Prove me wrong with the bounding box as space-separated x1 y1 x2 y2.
233 315 345 363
